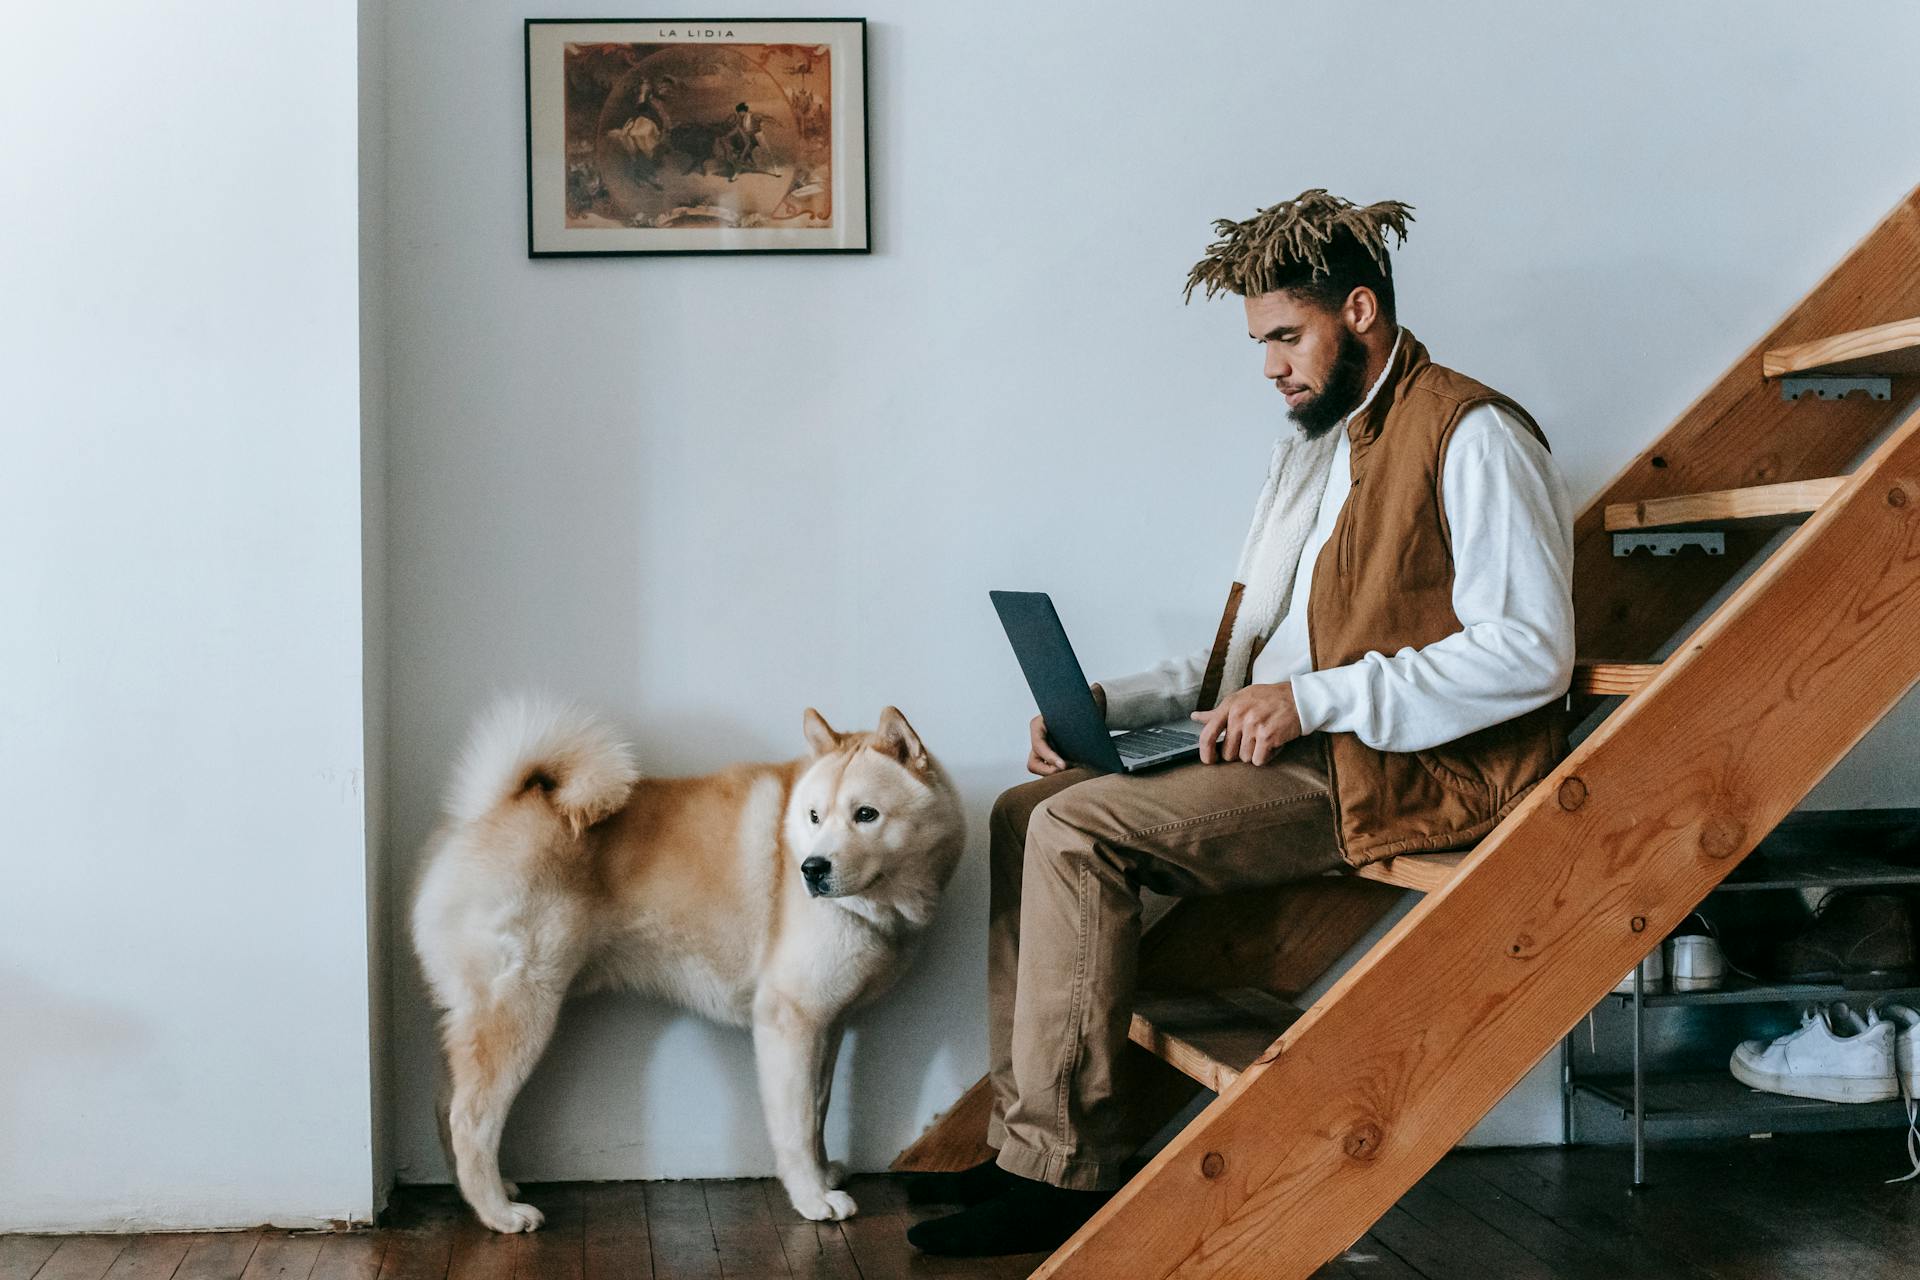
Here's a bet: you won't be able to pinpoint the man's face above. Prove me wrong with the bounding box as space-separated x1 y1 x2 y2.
1244 290 1370 438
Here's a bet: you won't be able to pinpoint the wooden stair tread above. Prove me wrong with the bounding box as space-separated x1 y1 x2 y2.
1354 852 1466 893
1603 476 1845 532
1128 988 1301 1092
1763 316 1920 378
1571 659 1660 696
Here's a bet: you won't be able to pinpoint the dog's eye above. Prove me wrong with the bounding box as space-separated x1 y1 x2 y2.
808 809 820 824
853 806 879 824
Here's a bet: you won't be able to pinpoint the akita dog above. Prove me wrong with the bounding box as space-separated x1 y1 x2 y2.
411 697 965 1230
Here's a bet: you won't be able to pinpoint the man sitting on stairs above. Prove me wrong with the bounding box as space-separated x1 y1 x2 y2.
907 189 1579 1257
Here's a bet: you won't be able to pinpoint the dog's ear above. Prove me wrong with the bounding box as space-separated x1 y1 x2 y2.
803 708 843 757
871 706 930 771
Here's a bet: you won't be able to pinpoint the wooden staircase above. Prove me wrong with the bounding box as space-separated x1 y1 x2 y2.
896 185 1920 1278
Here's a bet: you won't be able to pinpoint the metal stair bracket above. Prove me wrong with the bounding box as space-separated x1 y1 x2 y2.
1780 375 1892 401
1612 531 1726 558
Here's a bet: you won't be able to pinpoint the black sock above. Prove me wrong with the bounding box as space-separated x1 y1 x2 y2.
906 1173 1109 1257
905 1157 1016 1206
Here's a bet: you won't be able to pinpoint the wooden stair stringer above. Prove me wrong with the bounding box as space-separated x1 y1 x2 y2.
1031 399 1920 1280
1571 183 1920 669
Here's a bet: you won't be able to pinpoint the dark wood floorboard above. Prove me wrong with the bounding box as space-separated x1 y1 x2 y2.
175 1233 265 1280
32 1237 130 1280
14 1134 1920 1280
754 1186 857 1280
306 1235 384 1280
0 1237 62 1280
580 1184 651 1280
238 1233 325 1280
642 1182 718 1280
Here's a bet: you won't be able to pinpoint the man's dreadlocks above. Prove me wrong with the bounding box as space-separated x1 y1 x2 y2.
1183 189 1415 316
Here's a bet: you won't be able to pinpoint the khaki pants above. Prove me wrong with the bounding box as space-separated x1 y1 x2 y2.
985 736 1344 1190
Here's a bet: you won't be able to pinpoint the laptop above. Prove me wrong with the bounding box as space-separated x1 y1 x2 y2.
990 590 1202 773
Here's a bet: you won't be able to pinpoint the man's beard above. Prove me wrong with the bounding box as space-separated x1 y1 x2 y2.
1288 329 1370 439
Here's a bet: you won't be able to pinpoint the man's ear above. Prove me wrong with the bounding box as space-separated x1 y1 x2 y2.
871 706 930 770
1343 285 1381 335
803 708 843 757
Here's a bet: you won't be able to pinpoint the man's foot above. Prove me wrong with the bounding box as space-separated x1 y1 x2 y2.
904 1157 1018 1206
906 1175 1109 1257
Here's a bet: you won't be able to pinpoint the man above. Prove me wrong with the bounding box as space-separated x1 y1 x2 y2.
907 189 1576 1257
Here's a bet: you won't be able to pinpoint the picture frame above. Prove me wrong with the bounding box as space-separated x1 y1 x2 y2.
525 17 870 257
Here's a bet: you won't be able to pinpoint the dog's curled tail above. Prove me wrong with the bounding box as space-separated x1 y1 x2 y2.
446 695 639 837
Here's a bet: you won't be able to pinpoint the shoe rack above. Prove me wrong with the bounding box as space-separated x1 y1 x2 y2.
1564 807 1920 1186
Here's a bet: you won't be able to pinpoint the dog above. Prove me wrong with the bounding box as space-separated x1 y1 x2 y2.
410 697 966 1230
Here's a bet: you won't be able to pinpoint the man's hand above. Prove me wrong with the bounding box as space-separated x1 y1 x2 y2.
1027 684 1106 776
1190 683 1302 766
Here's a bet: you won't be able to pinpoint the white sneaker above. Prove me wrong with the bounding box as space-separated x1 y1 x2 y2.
1868 1004 1920 1183
1729 1002 1898 1102
1874 1004 1920 1096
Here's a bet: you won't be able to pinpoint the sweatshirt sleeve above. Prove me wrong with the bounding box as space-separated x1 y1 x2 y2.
1096 645 1213 730
1287 404 1575 752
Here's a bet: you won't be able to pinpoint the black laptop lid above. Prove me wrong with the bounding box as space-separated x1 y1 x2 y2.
989 591 1123 772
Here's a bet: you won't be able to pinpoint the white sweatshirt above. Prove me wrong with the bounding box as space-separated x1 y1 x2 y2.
1099 374 1575 754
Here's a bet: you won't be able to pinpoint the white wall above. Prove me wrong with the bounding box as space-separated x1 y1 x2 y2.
379 0 1920 1182
0 1 376 1230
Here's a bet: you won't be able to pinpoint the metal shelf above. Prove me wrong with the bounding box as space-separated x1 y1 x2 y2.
1565 807 1920 1185
1715 853 1920 892
1609 976 1920 1008
1574 1072 1914 1127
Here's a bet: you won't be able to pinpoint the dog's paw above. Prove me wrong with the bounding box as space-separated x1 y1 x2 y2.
501 1180 519 1198
789 1188 857 1221
825 1161 849 1189
478 1200 546 1233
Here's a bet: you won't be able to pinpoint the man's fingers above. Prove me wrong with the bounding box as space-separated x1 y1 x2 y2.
1250 732 1272 766
1190 709 1226 763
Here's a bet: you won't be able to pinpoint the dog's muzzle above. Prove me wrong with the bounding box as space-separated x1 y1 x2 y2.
801 855 833 897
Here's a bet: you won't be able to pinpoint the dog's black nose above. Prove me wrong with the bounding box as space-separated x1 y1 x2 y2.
801 856 831 882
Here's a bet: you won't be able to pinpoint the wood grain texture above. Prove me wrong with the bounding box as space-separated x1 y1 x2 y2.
888 1078 997 1174
1127 989 1303 1092
758 1183 860 1280
31 1238 129 1280
376 1189 462 1280
1603 476 1845 532
306 1235 384 1280
1764 314 1920 377
1031 402 1920 1280
1573 184 1920 664
641 1183 719 1280
0 1236 61 1280
174 1234 266 1280
1353 854 1464 894
1568 661 1659 697
580 1182 653 1280
238 1235 325 1280
702 1180 787 1280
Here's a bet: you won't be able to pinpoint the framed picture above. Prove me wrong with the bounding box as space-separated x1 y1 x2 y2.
525 18 869 257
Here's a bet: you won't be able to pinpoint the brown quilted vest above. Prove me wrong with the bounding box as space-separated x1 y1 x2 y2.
1199 330 1567 864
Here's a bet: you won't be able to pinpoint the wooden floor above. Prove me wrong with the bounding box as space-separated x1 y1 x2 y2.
8 1132 1920 1280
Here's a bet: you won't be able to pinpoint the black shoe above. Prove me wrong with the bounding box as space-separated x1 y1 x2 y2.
1771 891 1917 987
904 1157 1018 1206
906 1175 1109 1257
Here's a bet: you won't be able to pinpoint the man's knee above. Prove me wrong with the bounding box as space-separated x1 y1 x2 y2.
1023 789 1126 877
991 777 1066 856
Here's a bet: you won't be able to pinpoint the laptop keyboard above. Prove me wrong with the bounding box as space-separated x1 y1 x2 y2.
1114 726 1201 760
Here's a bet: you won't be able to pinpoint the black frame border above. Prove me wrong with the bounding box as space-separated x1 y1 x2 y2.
524 17 872 259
